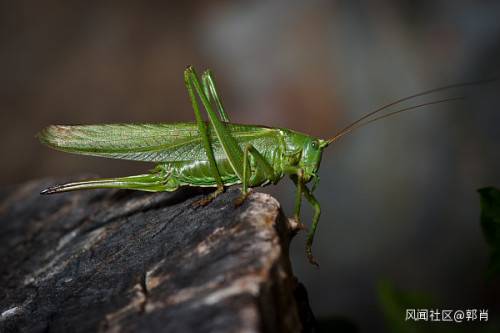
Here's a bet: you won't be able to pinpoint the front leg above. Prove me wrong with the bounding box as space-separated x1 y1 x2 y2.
290 171 307 233
302 185 321 267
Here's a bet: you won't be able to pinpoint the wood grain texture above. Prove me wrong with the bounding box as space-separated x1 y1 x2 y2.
0 180 314 333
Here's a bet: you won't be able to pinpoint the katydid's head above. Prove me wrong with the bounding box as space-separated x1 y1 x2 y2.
300 137 328 184
290 79 494 191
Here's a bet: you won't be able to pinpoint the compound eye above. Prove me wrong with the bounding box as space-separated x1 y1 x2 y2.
311 140 319 149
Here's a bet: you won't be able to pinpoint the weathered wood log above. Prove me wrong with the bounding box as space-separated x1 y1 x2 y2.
0 178 315 333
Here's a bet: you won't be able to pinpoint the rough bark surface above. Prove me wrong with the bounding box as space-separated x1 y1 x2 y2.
0 178 314 333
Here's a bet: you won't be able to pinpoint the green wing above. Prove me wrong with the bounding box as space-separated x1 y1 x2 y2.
38 123 278 163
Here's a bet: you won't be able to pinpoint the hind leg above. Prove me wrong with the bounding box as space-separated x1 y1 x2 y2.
185 67 226 206
41 168 176 194
193 184 225 207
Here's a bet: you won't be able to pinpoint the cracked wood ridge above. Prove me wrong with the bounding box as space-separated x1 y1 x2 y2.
0 179 313 333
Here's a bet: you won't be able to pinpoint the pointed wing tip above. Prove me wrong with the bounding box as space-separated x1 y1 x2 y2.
37 125 55 140
37 125 73 147
37 128 51 147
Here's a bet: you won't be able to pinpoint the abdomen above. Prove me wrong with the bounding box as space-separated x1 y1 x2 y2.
168 134 284 188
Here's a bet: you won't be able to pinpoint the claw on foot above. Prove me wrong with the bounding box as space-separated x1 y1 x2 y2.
289 216 307 234
234 190 251 207
192 188 224 207
306 246 320 267
192 196 213 207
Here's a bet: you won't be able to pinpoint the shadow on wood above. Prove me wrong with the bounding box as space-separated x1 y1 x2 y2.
0 179 315 333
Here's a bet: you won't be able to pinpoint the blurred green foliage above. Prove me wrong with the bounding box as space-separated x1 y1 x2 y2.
317 188 500 332
378 280 434 333
378 280 496 333
478 187 500 278
376 188 500 333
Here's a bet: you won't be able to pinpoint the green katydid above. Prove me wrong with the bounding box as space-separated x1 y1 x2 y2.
38 66 483 265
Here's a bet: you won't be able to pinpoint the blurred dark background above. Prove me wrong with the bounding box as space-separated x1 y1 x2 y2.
1 1 499 331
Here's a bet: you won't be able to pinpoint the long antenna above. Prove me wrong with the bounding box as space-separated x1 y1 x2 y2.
326 79 494 145
326 97 463 144
349 97 464 129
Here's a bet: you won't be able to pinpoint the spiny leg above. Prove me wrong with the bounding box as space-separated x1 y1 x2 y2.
290 170 307 232
184 67 225 205
234 143 276 207
200 69 231 203
40 171 174 194
202 69 230 122
234 144 251 206
194 185 225 207
302 185 321 267
185 67 245 183
291 170 304 221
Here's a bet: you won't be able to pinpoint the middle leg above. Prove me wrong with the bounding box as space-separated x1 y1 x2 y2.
290 171 307 232
234 143 276 206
